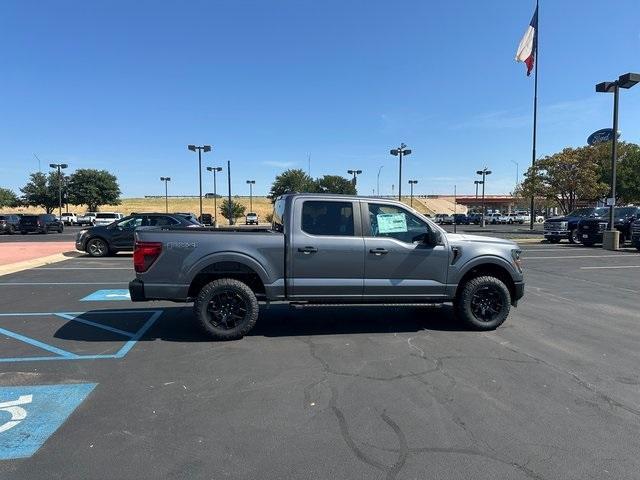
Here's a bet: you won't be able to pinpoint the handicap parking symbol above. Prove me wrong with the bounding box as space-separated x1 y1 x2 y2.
0 383 96 460
81 289 131 301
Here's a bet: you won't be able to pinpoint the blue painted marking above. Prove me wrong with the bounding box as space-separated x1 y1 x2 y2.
81 289 131 301
54 313 134 338
0 310 162 363
0 327 78 359
0 383 97 460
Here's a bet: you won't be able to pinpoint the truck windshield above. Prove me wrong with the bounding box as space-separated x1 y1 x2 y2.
568 208 607 217
272 198 285 232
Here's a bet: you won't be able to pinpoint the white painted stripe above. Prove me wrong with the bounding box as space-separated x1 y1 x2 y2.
0 282 127 285
525 255 635 260
580 265 640 270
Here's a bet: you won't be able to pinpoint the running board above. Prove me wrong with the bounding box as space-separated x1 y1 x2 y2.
289 302 443 309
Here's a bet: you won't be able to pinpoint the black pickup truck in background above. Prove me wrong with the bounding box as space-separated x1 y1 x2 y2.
578 207 640 247
543 207 608 244
631 219 640 251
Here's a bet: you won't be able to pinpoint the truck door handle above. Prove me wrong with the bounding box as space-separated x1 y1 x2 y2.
298 246 318 254
369 248 388 255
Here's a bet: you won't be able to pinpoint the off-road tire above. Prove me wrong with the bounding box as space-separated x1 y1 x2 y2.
194 278 259 340
455 276 511 330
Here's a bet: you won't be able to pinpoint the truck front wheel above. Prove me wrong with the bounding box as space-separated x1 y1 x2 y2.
455 276 511 330
194 278 259 340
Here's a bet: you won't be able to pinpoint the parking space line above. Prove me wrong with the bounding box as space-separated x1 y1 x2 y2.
115 311 162 358
0 326 78 359
0 282 128 286
580 265 640 270
524 254 636 260
54 313 135 338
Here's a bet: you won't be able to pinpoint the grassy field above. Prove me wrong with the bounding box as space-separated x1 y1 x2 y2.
1 195 466 218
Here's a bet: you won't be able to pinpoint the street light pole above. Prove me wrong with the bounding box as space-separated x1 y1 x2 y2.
390 143 411 201
207 166 223 227
246 180 255 212
347 169 362 188
476 168 492 228
376 166 383 196
408 180 418 207
187 144 212 218
160 177 171 213
474 180 482 200
596 72 639 250
49 163 68 218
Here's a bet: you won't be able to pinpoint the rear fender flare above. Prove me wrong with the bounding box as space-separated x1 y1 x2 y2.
186 251 271 286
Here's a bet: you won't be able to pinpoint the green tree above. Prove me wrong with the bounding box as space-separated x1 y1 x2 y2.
315 175 357 195
67 169 121 211
219 199 246 222
587 141 640 204
20 172 60 213
0 187 19 208
268 169 315 200
517 146 609 214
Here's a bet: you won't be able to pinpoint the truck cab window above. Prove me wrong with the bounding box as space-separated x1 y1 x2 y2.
368 203 430 243
301 201 354 236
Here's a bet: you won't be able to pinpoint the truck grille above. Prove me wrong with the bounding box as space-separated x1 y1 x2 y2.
544 221 567 231
632 222 640 236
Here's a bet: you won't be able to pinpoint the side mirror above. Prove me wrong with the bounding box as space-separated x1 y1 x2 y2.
423 229 441 245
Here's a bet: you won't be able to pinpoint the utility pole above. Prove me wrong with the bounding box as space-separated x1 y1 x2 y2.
227 160 232 225
377 166 384 196
347 169 362 188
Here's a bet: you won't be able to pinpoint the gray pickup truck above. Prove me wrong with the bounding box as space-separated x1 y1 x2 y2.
129 194 524 339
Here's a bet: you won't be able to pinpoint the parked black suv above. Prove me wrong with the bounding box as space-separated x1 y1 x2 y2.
0 214 21 234
578 207 640 247
19 214 64 234
543 207 608 243
76 212 201 257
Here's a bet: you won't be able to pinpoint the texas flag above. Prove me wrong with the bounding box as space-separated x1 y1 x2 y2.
515 6 538 76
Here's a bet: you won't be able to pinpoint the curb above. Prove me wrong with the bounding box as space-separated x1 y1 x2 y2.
0 251 80 277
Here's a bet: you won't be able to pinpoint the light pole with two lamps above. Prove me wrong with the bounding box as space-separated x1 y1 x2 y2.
390 144 411 201
160 177 171 213
206 166 223 227
49 163 68 219
408 180 418 207
476 168 491 227
595 72 639 250
246 180 255 213
347 169 362 188
187 144 212 218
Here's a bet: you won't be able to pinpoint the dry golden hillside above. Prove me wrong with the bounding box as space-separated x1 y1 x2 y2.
1 195 465 218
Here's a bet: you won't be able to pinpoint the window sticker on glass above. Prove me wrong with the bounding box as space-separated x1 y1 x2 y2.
377 213 407 233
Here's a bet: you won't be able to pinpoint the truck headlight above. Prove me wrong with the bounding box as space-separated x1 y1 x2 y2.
511 249 523 273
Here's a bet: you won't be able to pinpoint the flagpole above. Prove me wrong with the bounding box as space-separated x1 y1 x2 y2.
529 0 539 230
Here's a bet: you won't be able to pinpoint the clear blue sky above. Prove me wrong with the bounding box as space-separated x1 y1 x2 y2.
1 0 639 198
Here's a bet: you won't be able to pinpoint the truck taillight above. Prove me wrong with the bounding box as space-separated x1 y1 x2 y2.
133 241 162 273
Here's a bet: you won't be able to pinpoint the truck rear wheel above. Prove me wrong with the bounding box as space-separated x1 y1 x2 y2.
455 276 511 330
194 278 259 340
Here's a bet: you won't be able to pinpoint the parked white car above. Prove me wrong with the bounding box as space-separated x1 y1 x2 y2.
93 212 124 226
77 212 97 226
485 213 502 224
60 213 78 225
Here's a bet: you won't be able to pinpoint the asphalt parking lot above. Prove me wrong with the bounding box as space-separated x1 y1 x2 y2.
1 242 639 479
